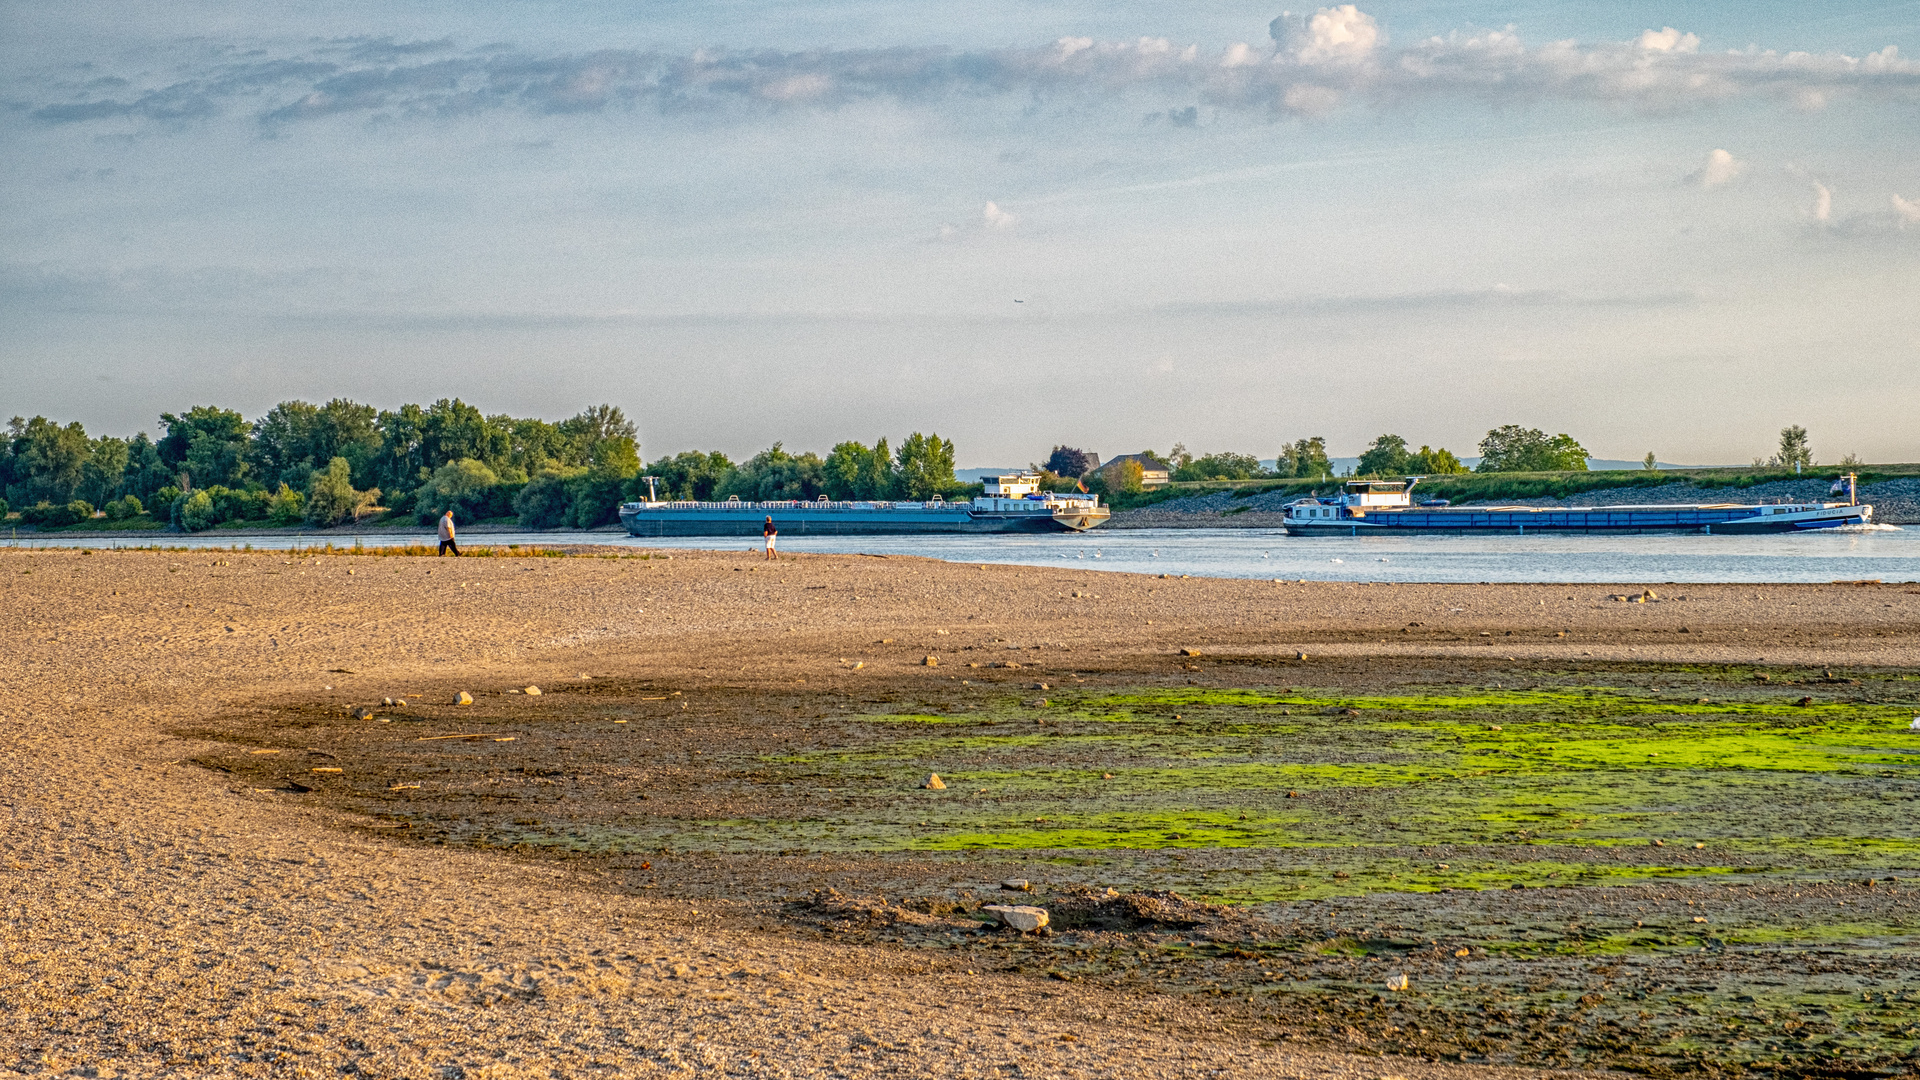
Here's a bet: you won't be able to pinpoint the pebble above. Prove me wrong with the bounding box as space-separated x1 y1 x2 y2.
921 773 946 790
352 707 375 721
982 904 1048 932
1000 878 1032 892
1180 648 1202 657
1384 973 1409 992
523 686 541 696
923 655 939 667
453 691 474 705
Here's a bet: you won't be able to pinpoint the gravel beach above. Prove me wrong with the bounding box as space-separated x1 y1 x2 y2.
5 547 1916 1078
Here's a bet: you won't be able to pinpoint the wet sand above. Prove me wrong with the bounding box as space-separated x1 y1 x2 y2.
4 546 1917 1078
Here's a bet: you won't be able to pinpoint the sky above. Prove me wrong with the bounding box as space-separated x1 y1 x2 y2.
4 1 1918 467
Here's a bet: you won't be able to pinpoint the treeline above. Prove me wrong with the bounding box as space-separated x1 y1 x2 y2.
1044 426 1584 494
1 400 969 531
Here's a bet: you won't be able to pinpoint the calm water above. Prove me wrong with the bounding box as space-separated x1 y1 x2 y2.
15 524 1918 583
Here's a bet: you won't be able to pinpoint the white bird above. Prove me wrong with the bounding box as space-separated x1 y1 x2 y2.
1330 558 1344 564
1378 557 1389 562
1910 716 1920 731
1093 551 1101 558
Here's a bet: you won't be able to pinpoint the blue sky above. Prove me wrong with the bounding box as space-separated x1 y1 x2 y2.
4 2 1918 466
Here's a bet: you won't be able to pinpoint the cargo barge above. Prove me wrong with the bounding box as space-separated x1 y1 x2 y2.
618 473 1109 537
1283 477 1873 536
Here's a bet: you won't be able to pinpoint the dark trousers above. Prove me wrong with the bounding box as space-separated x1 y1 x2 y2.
438 539 460 556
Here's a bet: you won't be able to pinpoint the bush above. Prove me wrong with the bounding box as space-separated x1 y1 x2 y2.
103 495 144 520
267 484 305 525
514 468 581 529
567 469 632 527
22 500 94 527
305 457 379 528
0 497 9 518
173 490 216 531
211 485 272 523
414 458 499 525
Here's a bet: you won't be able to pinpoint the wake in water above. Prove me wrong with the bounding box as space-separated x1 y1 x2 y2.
1836 523 1903 532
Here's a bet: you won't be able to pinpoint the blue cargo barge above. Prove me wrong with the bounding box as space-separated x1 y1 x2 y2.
619 473 1109 537
1283 478 1873 536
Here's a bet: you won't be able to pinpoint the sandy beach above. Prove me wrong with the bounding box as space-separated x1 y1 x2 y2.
5 546 1917 1078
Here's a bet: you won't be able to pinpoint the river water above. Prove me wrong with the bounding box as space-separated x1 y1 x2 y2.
16 524 1918 583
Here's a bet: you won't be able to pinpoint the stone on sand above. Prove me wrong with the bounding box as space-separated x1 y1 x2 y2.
523 685 541 696
921 773 946 790
453 691 474 705
983 904 1049 932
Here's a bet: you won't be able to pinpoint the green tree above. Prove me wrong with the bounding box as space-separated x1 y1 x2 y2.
304 456 381 527
6 416 91 505
1475 426 1589 472
717 444 827 502
1276 437 1333 479
411 457 495 525
894 432 958 499
1355 434 1411 478
514 467 585 528
640 451 735 501
120 433 172 507
104 495 144 520
1773 425 1812 470
159 405 251 489
1112 459 1145 494
173 489 217 532
80 437 130 506
252 398 382 490
1406 446 1467 475
1173 451 1263 482
823 439 898 500
266 484 304 525
1642 451 1659 472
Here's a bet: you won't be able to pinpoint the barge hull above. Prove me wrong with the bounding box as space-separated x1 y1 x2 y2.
1284 508 1868 537
619 507 1109 537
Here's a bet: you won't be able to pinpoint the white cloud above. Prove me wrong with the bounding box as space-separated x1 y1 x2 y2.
1689 148 1744 188
18 18 1920 131
1893 194 1920 227
1812 181 1833 222
982 201 1016 230
1293 5 1381 65
1637 27 1701 53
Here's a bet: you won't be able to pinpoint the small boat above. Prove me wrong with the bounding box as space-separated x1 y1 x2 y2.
619 472 1110 536
1282 476 1873 536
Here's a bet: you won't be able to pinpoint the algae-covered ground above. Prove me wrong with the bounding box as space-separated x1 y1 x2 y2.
188 656 1920 1077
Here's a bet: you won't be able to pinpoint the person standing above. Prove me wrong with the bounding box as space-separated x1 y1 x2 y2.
438 509 462 556
763 515 777 560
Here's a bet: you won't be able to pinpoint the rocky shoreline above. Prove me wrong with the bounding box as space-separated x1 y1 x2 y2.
1110 477 1920 528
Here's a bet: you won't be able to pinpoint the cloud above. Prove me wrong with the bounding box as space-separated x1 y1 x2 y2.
982 201 1016 229
1637 27 1700 54
16 13 1920 131
1291 5 1381 65
1688 148 1744 188
1894 194 1920 227
1812 180 1833 222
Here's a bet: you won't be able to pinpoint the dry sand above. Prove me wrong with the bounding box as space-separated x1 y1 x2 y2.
5 546 1916 1078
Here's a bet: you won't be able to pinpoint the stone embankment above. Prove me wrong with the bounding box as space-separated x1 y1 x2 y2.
1110 477 1920 528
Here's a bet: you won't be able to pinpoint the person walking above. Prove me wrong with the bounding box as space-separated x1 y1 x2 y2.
438 509 462 556
763 515 777 560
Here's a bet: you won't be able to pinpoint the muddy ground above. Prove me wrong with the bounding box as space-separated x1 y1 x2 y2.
183 639 1920 1078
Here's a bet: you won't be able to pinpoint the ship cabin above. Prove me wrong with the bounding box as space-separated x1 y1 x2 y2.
1343 479 1414 509
1287 479 1414 522
982 473 1043 497
975 472 1099 512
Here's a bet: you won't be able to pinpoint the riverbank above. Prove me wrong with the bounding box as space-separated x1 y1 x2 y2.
5 546 1918 1077
1110 477 1920 528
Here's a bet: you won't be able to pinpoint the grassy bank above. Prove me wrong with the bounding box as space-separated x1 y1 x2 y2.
1106 462 1920 511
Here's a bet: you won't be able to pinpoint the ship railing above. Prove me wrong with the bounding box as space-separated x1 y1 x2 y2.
623 499 974 511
